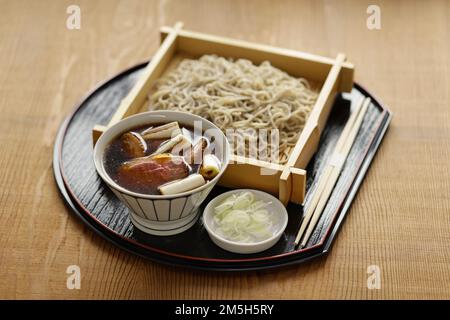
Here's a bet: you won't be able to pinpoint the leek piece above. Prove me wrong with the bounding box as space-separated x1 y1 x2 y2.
199 154 221 180
158 174 206 195
151 134 186 156
141 122 181 140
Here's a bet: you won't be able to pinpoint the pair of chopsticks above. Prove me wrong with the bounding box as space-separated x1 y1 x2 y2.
294 96 371 248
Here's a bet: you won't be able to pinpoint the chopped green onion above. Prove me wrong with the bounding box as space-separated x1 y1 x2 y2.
212 191 275 243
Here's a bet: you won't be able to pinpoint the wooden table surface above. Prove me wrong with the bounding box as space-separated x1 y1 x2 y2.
1 0 449 300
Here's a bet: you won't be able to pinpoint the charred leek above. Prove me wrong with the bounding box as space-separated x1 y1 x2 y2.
141 122 181 140
151 134 188 156
199 154 221 180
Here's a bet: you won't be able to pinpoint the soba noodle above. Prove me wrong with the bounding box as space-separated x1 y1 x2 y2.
148 55 318 164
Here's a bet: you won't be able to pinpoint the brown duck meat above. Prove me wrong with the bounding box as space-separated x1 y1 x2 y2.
116 154 189 194
121 132 147 158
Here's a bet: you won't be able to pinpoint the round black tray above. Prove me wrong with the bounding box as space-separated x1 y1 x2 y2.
53 61 391 271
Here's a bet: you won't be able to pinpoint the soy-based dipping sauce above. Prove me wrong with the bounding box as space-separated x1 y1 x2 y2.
103 122 221 196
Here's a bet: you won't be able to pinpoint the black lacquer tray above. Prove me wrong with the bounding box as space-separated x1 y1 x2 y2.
53 61 391 271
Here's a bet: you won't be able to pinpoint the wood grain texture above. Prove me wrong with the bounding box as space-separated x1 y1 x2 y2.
0 0 449 299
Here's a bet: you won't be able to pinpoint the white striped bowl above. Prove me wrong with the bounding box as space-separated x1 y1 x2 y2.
93 111 230 236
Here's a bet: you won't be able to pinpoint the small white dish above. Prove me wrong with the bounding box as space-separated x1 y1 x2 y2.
202 189 288 254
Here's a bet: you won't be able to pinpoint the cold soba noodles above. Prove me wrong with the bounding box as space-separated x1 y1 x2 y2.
103 121 222 196
149 55 319 164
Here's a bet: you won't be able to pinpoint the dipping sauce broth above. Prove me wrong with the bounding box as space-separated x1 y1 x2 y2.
103 122 221 195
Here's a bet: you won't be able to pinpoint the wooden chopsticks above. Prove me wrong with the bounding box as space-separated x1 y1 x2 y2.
294 96 371 248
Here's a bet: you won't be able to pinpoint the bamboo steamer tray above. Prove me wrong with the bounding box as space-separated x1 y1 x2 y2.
53 59 391 270
92 22 355 205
